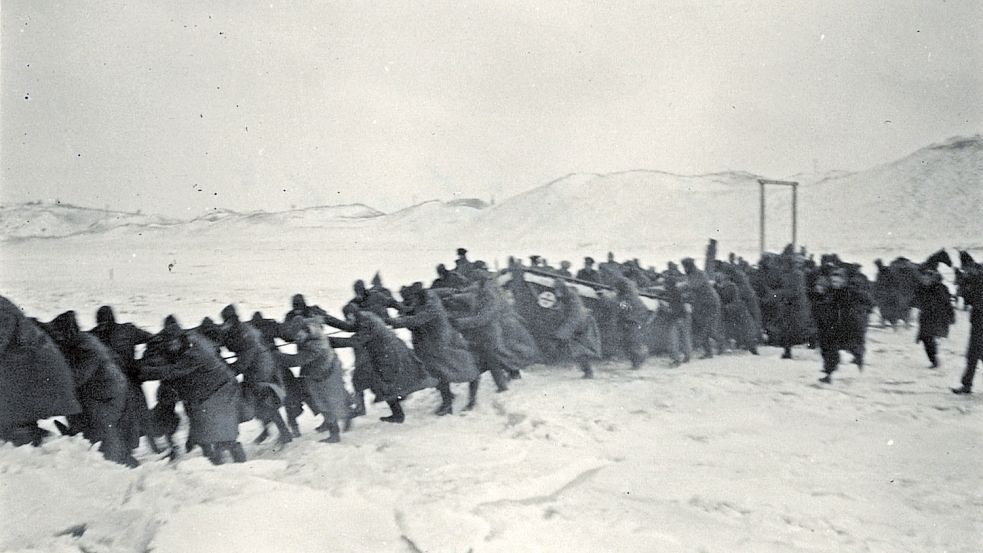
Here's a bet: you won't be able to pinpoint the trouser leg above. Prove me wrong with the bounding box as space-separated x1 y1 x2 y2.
578 356 594 378
961 330 983 389
381 400 405 423
923 336 938 366
821 347 840 375
466 380 479 410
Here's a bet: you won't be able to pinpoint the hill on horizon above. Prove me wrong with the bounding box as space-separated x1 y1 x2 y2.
1 137 979 258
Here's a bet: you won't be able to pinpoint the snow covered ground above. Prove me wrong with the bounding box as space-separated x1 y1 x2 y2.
1 235 981 553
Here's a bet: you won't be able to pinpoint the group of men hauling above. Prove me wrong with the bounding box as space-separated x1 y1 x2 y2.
2 242 981 467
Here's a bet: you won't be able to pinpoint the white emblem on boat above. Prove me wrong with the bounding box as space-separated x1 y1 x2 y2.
537 290 557 308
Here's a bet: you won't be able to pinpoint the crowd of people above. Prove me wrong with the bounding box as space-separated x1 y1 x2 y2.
1 242 980 468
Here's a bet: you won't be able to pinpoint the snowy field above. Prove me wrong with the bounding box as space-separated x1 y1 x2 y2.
1 235 981 553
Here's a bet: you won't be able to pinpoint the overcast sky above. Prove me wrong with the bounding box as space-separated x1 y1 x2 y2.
2 1 980 216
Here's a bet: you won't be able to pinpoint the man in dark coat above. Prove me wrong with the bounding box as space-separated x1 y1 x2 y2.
251 311 306 437
759 253 813 359
576 257 601 283
0 296 80 446
220 304 291 447
914 269 955 368
321 281 397 416
432 264 468 290
141 317 245 464
454 248 475 281
598 252 622 283
329 311 436 422
556 261 573 278
809 267 870 383
727 264 762 341
90 306 156 453
610 277 650 369
662 274 692 366
873 259 906 329
277 317 351 442
681 257 724 358
449 267 513 409
494 286 544 376
45 310 134 466
953 265 983 394
716 271 759 354
386 285 480 415
552 279 602 378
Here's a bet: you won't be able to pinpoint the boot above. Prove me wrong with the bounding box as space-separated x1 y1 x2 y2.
272 414 293 443
465 381 479 411
288 418 301 438
381 400 405 423
579 358 594 379
206 444 225 465
352 391 367 417
818 374 832 384
316 418 333 432
951 386 973 395
253 426 270 444
435 383 454 416
781 347 793 360
320 422 341 443
230 442 247 463
342 417 353 432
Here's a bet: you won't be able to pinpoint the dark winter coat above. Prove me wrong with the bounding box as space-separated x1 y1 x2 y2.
140 331 240 443
915 281 954 340
0 296 81 428
610 277 651 361
58 332 129 463
432 272 469 290
553 286 602 360
809 285 868 352
90 316 154 450
873 262 907 325
224 321 286 404
386 290 480 383
575 268 601 283
493 288 544 367
729 267 762 333
685 268 723 345
717 280 757 348
330 312 436 402
451 280 520 374
761 262 813 346
322 312 375 392
278 324 351 423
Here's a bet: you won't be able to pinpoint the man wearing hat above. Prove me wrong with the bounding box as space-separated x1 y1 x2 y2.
454 248 475 281
90 305 155 454
44 310 133 466
432 263 468 290
450 262 512 407
141 315 246 464
556 260 573 278
808 265 869 384
220 304 291 447
913 268 954 368
576 257 601 283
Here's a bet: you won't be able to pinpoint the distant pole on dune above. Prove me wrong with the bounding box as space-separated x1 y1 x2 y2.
757 179 799 255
